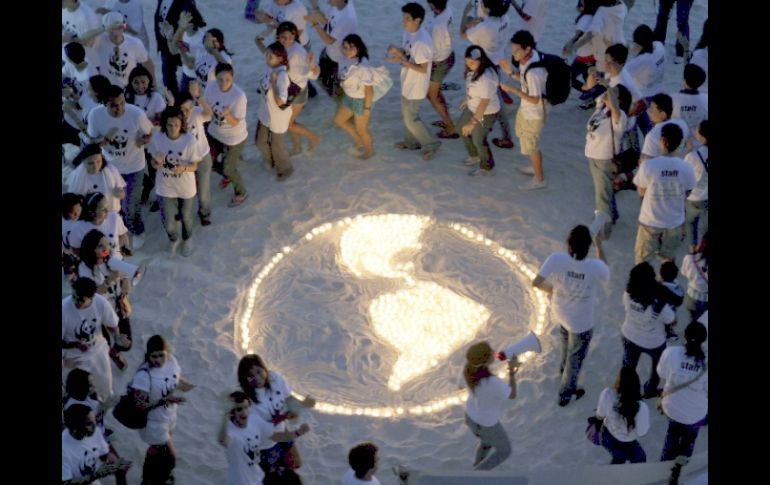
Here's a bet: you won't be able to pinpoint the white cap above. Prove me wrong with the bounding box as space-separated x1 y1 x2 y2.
102 11 126 31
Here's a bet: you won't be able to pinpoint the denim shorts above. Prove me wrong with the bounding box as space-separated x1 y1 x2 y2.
342 93 366 117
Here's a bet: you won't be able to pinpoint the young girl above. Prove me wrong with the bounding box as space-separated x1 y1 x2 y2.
148 106 205 257
70 192 131 261
457 45 500 176
186 28 234 90
334 34 375 159
68 144 126 215
176 84 214 226
255 42 295 180
595 367 650 464
170 6 208 94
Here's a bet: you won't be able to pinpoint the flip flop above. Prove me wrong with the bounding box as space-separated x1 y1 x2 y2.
228 193 249 207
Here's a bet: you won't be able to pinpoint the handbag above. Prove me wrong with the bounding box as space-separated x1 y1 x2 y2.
371 65 394 103
609 114 637 191
112 368 150 429
585 416 603 446
657 362 708 415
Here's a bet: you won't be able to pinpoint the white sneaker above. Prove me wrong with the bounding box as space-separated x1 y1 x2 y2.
132 234 146 250
169 239 181 257
517 164 535 175
468 167 495 176
463 156 480 166
181 239 193 257
518 178 547 190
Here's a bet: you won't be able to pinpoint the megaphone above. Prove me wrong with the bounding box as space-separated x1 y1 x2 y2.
107 258 147 287
501 330 542 360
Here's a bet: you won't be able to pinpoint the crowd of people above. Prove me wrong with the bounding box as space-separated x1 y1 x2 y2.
62 1 708 484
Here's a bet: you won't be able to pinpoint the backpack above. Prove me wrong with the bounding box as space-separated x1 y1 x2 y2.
370 65 393 103
522 51 571 106
112 367 151 430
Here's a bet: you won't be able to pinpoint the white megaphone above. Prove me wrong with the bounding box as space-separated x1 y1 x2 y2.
501 330 542 360
107 258 147 287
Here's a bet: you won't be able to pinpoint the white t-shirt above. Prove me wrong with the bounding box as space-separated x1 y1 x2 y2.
225 417 274 485
518 51 546 120
62 61 99 128
69 212 128 259
608 67 643 103
465 375 511 427
287 42 318 89
426 7 454 63
322 2 358 63
596 388 650 442
92 33 149 88
129 92 167 123
256 66 292 134
684 146 708 201
67 164 126 213
671 91 708 140
466 15 510 66
681 254 708 301
621 292 675 349
516 0 548 43
63 218 78 254
250 371 292 448
180 29 206 78
588 3 627 68
585 106 627 160
575 14 594 58
204 81 249 145
624 41 665 98
132 356 182 441
470 0 487 19
641 119 691 159
148 132 201 199
61 294 118 366
635 155 696 228
690 48 708 92
657 346 708 424
697 311 709 356
78 262 121 309
104 0 147 39
61 429 110 485
342 469 381 485
195 49 233 89
187 106 212 157
538 252 609 333
264 0 309 46
62 3 100 42
339 57 375 99
87 104 153 174
401 28 434 100
465 69 501 115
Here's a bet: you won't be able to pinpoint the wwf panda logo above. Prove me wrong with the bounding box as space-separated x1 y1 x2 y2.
109 129 130 150
212 102 226 126
196 61 212 83
78 447 100 478
266 389 286 419
160 373 179 399
63 20 78 37
163 150 184 171
109 49 130 77
76 318 98 343
243 434 261 465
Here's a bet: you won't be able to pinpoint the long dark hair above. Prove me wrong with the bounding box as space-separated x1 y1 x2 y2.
266 41 290 68
125 64 156 105
159 106 188 135
576 0 600 22
80 192 106 223
684 321 707 363
237 354 272 403
464 45 497 82
208 28 234 56
79 229 107 270
72 144 106 169
613 367 641 431
626 262 658 309
342 34 369 62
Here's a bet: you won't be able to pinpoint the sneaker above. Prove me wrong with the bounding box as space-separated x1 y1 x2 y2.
558 395 572 407
132 234 146 250
517 164 535 175
228 193 249 207
468 167 495 176
199 212 211 226
492 138 514 149
181 239 193 257
169 239 181 257
437 129 459 139
463 156 480 166
149 199 161 213
519 178 547 191
574 388 586 401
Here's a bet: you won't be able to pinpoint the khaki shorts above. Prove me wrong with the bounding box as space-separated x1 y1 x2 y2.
430 51 455 83
634 223 684 264
514 109 545 156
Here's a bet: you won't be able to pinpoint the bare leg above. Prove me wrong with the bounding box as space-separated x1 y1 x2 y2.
428 82 455 133
354 112 374 159
531 150 545 182
334 105 362 148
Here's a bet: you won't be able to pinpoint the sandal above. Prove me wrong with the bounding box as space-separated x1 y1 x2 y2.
431 120 447 128
228 193 249 207
421 145 440 161
436 129 459 139
394 141 421 150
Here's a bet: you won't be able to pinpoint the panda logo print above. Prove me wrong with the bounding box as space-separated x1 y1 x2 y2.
242 434 261 466
160 373 179 399
162 150 184 179
78 446 100 478
212 102 226 127
63 20 78 38
107 129 130 158
75 318 98 345
108 46 130 83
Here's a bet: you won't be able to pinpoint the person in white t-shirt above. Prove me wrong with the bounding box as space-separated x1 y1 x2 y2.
62 193 84 279
499 30 548 190
457 45 500 176
256 0 310 47
204 63 250 207
63 0 102 46
91 12 154 89
237 354 317 473
98 0 150 50
62 43 99 147
425 0 458 139
169 7 208 94
595 367 650 464
462 341 516 470
342 442 381 484
254 42 295 181
653 0 695 64
562 0 599 95
219 391 311 484
639 94 690 163
533 225 609 406
86 84 154 241
305 0 358 100
68 144 127 215
188 29 235 91
131 335 196 485
634 123 696 264
671 65 708 148
62 404 131 485
625 25 665 136
687 19 708 91
388 3 442 160
69 192 130 260
657 321 707 483
335 34 376 159
566 0 627 75
621 262 676 398
683 120 707 252
177 86 215 226
154 0 199 97
680 232 708 321
62 277 120 400
510 0 548 43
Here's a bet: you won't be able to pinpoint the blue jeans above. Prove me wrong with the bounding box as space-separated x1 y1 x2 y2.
401 97 440 150
622 337 666 396
600 427 647 464
660 417 704 461
654 0 695 58
559 326 593 399
161 196 195 242
464 413 512 470
120 169 146 235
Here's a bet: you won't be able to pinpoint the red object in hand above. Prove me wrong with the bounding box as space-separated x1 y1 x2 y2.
494 351 507 361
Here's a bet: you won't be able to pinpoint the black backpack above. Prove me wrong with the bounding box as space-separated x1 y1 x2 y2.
277 67 302 110
522 51 571 106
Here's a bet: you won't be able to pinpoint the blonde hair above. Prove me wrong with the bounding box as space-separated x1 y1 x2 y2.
464 341 493 392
